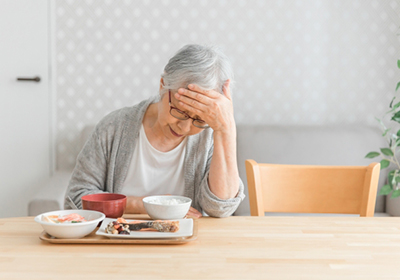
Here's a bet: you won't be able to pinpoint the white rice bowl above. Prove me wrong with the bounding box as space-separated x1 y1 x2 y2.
34 209 105 239
143 195 192 220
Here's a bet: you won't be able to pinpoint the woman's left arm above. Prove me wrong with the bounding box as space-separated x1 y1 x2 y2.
175 80 240 199
209 125 239 199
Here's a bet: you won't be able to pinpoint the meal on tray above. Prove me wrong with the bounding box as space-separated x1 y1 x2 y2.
105 217 180 235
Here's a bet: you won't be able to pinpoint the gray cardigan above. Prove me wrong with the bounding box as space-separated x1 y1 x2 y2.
65 96 245 217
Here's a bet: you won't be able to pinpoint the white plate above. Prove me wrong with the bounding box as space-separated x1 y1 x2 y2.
96 218 193 239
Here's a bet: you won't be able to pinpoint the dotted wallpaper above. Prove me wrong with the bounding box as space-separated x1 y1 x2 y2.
55 0 400 170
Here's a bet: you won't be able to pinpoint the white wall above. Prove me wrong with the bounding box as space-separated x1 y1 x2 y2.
54 0 400 170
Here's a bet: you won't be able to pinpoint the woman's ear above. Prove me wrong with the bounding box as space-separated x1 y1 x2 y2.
159 78 164 91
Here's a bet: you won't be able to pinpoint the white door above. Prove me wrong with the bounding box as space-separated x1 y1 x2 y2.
0 0 51 218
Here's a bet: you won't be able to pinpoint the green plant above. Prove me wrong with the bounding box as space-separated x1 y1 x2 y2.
365 60 400 198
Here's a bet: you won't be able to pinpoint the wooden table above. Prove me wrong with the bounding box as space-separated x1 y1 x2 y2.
1 216 400 279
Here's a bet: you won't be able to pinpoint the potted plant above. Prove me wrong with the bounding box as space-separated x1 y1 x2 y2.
365 60 400 201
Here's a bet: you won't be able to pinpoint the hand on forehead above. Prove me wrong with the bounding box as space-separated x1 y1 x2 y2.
178 84 220 98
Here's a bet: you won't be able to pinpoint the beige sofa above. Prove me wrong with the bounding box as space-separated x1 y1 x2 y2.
29 124 392 216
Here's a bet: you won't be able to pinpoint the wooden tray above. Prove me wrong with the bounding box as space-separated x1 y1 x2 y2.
39 219 198 245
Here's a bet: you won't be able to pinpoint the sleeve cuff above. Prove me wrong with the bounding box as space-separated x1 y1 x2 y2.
200 173 245 217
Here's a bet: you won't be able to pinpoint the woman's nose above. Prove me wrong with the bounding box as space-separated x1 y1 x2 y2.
177 119 192 133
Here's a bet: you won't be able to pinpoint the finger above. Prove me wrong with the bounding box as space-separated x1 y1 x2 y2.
178 101 209 122
186 212 202 219
175 93 208 113
177 88 212 105
189 207 202 216
222 79 232 99
186 207 202 218
187 84 220 99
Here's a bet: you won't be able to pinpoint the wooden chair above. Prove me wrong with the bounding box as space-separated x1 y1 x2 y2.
245 160 380 217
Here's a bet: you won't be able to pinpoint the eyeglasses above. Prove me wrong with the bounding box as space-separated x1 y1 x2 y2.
168 90 210 129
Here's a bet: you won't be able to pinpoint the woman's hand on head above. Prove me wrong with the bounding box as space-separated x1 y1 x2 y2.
174 80 236 134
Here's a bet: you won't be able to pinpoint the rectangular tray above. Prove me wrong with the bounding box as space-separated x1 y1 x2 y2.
39 219 198 245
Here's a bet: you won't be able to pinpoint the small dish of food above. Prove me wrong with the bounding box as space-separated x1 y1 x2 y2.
142 195 192 220
34 209 105 239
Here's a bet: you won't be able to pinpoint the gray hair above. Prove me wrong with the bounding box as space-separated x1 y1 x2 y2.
161 44 234 94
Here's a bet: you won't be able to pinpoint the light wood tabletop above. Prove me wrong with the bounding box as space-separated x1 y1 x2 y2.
1 215 400 279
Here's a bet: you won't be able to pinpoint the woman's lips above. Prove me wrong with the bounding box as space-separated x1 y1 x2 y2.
169 126 183 137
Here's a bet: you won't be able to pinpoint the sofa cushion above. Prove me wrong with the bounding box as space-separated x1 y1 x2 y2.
28 171 72 216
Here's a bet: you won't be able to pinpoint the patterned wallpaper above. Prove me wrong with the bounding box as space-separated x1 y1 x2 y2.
55 0 400 170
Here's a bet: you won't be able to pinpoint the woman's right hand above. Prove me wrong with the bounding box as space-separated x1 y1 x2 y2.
125 196 147 214
186 207 202 218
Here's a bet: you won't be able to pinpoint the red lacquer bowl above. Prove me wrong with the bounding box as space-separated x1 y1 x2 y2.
81 193 127 218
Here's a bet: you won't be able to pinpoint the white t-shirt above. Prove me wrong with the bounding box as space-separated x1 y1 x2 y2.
120 124 187 197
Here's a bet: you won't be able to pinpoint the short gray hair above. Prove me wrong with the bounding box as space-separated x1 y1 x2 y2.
161 44 234 94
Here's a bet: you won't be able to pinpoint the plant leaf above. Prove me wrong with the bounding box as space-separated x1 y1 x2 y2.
382 129 391 137
365 152 380 158
391 189 400 198
397 130 400 137
379 184 392 195
380 159 390 169
388 170 395 187
380 148 394 156
395 176 400 183
396 81 400 92
375 117 386 130
386 101 400 114
398 59 400 69
390 97 395 108
391 111 400 122
393 101 400 110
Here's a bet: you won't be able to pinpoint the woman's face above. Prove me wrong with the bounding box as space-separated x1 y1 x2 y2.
157 89 204 141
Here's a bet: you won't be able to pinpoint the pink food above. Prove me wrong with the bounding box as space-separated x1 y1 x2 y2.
56 213 86 222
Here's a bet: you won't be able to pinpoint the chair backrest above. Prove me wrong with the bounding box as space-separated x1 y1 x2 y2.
245 159 380 217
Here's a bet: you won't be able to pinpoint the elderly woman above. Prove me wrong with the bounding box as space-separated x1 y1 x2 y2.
65 44 245 218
